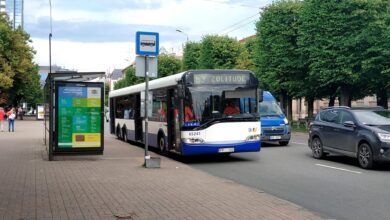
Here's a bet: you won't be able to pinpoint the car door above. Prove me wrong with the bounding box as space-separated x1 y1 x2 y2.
333 110 357 153
320 109 340 148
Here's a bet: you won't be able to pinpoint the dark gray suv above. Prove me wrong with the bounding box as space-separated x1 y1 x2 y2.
308 106 390 169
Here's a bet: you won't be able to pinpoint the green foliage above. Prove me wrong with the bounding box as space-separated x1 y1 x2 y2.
255 0 304 98
182 42 201 70
157 54 182 77
114 67 143 90
114 54 182 90
199 35 242 69
0 13 41 106
298 0 385 104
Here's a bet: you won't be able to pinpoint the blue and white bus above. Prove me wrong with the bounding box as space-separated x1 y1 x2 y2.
109 70 261 156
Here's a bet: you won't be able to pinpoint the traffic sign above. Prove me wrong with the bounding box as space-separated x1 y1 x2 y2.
136 31 159 56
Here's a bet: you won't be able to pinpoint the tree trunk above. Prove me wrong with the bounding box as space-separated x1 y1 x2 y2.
329 95 336 107
279 90 288 115
307 97 314 118
339 86 351 107
377 89 389 109
287 95 293 122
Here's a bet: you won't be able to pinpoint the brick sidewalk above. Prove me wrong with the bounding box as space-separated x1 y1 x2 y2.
0 121 323 220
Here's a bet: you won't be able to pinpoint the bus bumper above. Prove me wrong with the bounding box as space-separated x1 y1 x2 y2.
181 141 261 156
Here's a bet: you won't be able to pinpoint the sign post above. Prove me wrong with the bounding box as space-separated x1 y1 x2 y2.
135 31 159 168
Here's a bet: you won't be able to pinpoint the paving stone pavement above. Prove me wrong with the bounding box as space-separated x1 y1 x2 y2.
0 120 324 220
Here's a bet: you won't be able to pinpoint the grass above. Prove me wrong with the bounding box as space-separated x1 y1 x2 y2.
290 122 309 133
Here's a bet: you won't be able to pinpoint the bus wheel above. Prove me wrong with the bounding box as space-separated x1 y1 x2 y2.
116 126 122 140
123 129 128 143
158 135 166 154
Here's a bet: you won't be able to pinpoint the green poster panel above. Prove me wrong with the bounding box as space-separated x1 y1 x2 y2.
56 83 103 151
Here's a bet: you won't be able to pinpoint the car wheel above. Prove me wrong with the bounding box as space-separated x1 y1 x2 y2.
311 137 324 159
279 141 289 146
158 135 166 154
358 143 374 169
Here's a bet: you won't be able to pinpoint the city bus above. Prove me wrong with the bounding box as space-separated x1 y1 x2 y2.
109 69 261 155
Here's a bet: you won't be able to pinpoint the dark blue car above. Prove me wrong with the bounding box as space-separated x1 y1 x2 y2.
309 106 390 169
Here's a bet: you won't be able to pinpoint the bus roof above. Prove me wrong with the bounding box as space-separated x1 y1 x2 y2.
109 69 257 98
109 71 186 98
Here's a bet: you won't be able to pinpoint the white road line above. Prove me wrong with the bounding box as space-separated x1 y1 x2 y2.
315 164 362 174
291 141 307 146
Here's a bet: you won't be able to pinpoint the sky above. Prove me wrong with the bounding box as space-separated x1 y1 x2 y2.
24 0 273 73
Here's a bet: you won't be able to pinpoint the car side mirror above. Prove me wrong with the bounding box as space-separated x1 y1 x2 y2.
343 121 355 128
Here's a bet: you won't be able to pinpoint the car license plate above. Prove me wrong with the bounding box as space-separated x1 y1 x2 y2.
270 136 281 140
218 148 234 153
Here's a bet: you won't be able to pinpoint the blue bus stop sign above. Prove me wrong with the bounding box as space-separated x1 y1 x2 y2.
136 31 159 56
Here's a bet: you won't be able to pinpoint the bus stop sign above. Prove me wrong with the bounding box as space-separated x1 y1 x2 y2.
136 31 159 56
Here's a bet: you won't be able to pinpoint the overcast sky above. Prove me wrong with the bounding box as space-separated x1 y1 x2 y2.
25 0 272 72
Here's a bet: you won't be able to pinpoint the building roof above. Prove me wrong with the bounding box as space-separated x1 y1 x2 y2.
239 35 256 44
110 69 123 80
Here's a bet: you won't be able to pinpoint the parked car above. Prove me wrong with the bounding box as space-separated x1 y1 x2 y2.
258 91 290 146
308 106 390 169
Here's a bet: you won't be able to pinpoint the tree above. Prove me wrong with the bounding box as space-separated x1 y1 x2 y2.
255 0 304 120
360 0 390 109
182 42 201 70
299 0 381 106
199 35 242 69
0 13 41 106
157 54 182 77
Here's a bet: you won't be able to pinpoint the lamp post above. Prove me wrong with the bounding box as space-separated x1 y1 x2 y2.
176 29 189 42
48 0 53 161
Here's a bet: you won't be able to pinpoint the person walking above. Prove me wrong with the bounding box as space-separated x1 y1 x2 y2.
0 107 5 132
6 108 15 132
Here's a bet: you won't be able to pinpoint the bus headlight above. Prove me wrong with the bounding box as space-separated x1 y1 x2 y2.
246 134 260 141
182 138 205 144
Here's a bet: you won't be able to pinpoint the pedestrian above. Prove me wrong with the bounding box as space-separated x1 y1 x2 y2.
18 106 23 120
0 107 5 132
6 108 15 132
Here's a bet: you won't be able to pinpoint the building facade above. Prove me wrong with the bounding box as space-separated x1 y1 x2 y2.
4 0 23 29
0 0 6 13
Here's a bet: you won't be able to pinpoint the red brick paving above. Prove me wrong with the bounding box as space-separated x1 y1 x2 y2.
0 121 323 220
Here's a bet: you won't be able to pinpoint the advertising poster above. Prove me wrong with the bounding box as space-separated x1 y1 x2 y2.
37 105 45 120
57 85 102 148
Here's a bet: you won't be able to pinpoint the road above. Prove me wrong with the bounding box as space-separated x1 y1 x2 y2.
182 133 390 220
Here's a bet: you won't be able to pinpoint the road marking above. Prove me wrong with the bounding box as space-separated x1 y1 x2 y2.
315 164 362 174
291 141 307 146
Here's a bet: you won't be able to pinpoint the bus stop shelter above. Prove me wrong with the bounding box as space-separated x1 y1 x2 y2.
44 71 105 161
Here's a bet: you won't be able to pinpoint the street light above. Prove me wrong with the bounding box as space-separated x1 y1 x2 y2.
176 29 189 42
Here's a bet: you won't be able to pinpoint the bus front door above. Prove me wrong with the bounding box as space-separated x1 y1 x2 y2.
168 89 181 152
134 94 143 142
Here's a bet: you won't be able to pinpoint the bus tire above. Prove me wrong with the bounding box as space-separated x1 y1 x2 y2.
116 126 122 140
158 133 166 154
123 128 128 143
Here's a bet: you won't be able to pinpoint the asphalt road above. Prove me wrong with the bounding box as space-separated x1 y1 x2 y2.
182 133 390 220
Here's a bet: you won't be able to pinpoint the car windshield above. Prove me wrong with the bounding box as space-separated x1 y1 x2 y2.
259 101 283 116
353 110 390 125
185 86 258 126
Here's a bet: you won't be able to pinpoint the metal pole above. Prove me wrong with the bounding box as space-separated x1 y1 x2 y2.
144 56 149 160
48 0 53 161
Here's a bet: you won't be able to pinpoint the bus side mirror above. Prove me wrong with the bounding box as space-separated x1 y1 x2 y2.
258 89 263 102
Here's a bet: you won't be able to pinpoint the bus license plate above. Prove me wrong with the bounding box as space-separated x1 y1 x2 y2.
270 136 281 140
218 148 234 153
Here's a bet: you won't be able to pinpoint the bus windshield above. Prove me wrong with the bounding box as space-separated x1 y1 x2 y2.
185 86 258 126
